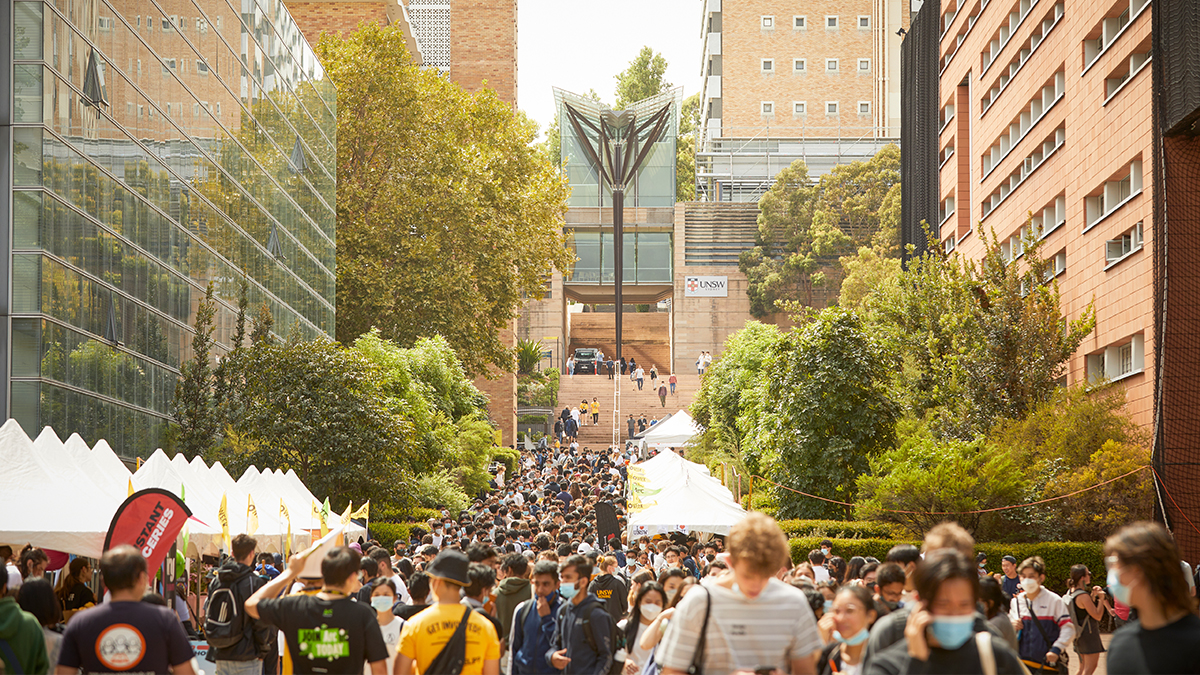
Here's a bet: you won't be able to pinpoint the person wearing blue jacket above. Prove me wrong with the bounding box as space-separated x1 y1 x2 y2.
547 556 615 675
511 561 564 674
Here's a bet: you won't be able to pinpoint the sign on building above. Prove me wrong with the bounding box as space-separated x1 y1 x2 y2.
684 275 728 297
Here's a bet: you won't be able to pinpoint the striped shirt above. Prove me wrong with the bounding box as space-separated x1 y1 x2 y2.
1009 588 1075 661
656 577 822 673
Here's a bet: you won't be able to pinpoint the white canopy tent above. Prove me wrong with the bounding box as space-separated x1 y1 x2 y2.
638 410 703 451
625 448 745 536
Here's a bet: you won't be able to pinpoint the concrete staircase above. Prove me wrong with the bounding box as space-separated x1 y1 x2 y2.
555 369 704 449
567 313 671 373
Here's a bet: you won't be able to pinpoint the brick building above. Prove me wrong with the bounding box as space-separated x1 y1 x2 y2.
697 0 909 201
902 0 1200 559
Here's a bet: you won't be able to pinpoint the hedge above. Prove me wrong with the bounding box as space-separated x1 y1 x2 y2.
778 520 897 539
789 537 1104 595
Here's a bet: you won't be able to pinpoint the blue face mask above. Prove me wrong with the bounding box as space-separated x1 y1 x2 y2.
833 627 870 646
823 599 834 613
929 615 975 650
1107 568 1133 605
558 582 579 601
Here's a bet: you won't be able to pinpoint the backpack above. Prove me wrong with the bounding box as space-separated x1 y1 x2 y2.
580 603 626 675
426 607 472 674
203 574 248 649
1064 589 1086 635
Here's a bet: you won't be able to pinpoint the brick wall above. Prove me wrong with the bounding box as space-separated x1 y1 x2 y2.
474 323 518 447
285 1 389 46
450 0 517 105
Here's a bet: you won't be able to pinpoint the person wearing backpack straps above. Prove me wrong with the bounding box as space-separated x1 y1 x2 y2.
510 561 565 674
547 555 623 674
395 549 500 674
1064 565 1105 675
205 534 273 675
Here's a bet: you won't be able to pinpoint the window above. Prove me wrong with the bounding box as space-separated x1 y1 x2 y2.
794 15 807 29
981 0 1041 72
1087 334 1144 383
793 101 807 115
826 58 839 71
941 101 956 131
215 102 221 115
1104 39 1151 101
826 15 839 28
761 101 774 115
981 68 1065 177
940 194 956 224
1085 158 1143 229
97 16 113 31
162 16 174 31
1105 221 1144 265
196 60 209 75
981 2 1064 113
146 16 153 31
826 101 839 115
762 15 775 29
981 125 1065 219
859 15 871 28
1083 0 1150 70
794 58 807 72
858 58 871 71
859 101 871 115
162 58 177 73
761 59 774 73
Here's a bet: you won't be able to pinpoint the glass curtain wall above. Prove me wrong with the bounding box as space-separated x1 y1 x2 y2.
7 0 336 457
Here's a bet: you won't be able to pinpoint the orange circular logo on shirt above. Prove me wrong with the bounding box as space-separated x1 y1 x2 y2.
95 623 146 671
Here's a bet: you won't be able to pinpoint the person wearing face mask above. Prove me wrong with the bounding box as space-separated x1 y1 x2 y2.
864 549 1025 674
657 568 687 609
816 585 877 675
1104 521 1200 675
365 578 404 675
1007 556 1073 674
511 561 565 674
619 582 666 675
547 555 619 674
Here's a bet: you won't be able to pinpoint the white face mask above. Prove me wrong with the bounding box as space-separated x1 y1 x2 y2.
640 603 662 620
1020 577 1040 594
665 587 678 603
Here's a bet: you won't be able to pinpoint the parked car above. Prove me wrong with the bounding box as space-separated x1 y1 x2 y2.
573 348 598 374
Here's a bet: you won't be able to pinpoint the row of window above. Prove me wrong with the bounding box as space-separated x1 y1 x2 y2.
760 101 872 116
760 15 872 30
124 13 219 35
761 58 872 73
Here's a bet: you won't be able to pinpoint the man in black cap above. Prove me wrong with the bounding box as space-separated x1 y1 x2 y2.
245 546 388 675
395 549 501 675
997 554 1021 598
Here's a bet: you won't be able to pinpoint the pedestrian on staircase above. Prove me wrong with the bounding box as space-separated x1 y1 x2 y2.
580 400 590 426
620 357 627 376
649 365 658 384
658 383 668 408
669 373 677 394
567 356 575 378
627 415 636 439
590 398 600 425
607 359 615 379
636 366 645 390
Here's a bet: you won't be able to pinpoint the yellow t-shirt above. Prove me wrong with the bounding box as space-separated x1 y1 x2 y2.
590 401 599 414
398 603 500 675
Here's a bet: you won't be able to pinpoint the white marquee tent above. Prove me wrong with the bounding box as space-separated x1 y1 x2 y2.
625 447 746 536
0 420 364 559
638 410 704 451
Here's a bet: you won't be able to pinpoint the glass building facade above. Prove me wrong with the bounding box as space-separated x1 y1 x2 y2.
554 88 680 289
3 0 336 457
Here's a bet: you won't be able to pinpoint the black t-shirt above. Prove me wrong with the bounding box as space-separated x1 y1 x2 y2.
63 583 96 611
1107 612 1200 674
1001 574 1021 598
864 632 1026 675
395 603 431 620
58 601 194 673
256 594 388 675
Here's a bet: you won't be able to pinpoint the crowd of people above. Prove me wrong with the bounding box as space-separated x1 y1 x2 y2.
3 441 1200 675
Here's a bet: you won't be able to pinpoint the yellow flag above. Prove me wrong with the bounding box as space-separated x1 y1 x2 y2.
218 493 231 553
340 502 352 525
247 494 259 535
350 501 370 520
127 478 134 497
281 499 291 559
317 499 328 538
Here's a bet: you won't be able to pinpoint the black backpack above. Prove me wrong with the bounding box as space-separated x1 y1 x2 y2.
203 573 247 649
580 603 626 675
426 606 472 674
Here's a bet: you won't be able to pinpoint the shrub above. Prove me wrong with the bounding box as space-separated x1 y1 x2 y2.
740 490 778 515
492 446 519 476
788 537 1104 594
412 507 442 522
413 470 470 513
778 520 895 539
370 522 411 546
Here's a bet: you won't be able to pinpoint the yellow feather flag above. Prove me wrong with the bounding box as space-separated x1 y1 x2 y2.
247 494 259 535
350 502 370 520
340 502 352 525
127 478 134 497
280 499 291 559
218 493 231 553
317 499 329 538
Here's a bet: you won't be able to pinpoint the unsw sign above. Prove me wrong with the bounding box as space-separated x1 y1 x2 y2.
684 275 728 297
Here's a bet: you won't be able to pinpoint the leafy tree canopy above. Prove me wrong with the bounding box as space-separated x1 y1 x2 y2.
614 47 671 109
322 23 572 375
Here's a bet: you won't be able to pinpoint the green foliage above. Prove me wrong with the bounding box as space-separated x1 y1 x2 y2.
413 470 471 513
855 427 1026 539
676 93 700 202
838 244 901 311
492 446 520 477
321 23 572 375
788 537 1104 595
614 47 671 108
765 308 899 520
369 522 412 546
740 145 900 317
776 520 896 539
173 283 218 459
517 368 561 408
213 280 250 433
412 507 443 522
516 339 543 375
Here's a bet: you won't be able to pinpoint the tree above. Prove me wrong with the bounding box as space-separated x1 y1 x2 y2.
213 279 249 433
172 283 218 459
762 308 898 519
322 23 572 375
676 93 700 202
614 47 671 109
740 145 900 317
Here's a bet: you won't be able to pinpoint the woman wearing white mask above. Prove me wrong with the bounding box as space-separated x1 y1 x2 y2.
1008 556 1074 674
366 578 404 675
619 582 666 675
656 568 687 608
1104 521 1200 675
864 549 1025 674
816 585 876 675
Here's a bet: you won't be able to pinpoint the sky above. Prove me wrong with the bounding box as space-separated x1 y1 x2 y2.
517 0 704 138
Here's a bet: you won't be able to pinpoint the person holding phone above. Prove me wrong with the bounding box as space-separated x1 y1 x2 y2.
509 561 564 674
